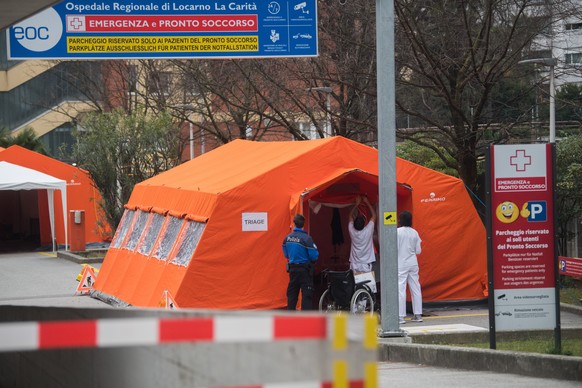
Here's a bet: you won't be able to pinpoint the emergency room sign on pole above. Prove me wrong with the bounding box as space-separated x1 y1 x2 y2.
488 144 559 334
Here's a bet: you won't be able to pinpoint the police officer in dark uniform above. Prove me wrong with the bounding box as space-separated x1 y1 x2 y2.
282 214 319 310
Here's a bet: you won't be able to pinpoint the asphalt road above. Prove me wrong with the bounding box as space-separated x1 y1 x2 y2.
0 251 106 308
0 251 580 387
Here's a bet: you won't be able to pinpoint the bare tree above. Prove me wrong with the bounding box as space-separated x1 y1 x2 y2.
285 0 379 144
393 0 577 194
169 58 300 144
150 0 381 146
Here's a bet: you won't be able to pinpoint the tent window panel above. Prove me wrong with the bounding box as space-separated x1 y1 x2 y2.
171 221 206 267
153 216 183 260
137 213 165 256
123 210 149 251
111 209 136 249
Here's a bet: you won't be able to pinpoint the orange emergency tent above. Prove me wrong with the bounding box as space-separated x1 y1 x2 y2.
0 145 107 247
93 137 487 309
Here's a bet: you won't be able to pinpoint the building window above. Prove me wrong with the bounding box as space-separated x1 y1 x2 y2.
525 50 552 61
565 52 582 65
566 23 582 31
0 61 92 131
181 75 201 99
148 71 171 95
127 65 138 94
296 121 316 139
39 122 76 162
527 15 551 36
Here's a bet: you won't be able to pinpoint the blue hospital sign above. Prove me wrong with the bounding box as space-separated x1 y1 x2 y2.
7 0 318 59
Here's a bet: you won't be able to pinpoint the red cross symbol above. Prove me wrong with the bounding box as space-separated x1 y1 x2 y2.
510 149 531 172
69 17 84 31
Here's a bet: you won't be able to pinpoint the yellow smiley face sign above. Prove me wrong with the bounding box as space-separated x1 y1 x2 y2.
496 201 519 223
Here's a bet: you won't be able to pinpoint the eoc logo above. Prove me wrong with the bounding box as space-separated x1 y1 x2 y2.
12 8 63 52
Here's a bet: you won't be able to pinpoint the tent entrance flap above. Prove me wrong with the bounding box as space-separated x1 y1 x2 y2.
0 190 40 247
301 170 380 207
297 171 412 273
298 170 413 209
0 161 68 252
298 170 413 219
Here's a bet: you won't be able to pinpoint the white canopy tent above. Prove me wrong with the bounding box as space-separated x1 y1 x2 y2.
0 161 67 251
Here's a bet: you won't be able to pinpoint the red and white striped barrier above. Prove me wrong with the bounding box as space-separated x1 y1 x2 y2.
214 382 365 388
0 315 327 352
0 313 378 387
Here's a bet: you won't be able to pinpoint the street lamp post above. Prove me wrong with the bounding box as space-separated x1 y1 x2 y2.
188 121 194 160
518 58 558 143
307 87 332 137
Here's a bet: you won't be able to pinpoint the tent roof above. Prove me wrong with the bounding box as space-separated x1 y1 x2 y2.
128 137 382 220
0 145 86 176
140 137 370 193
0 161 66 190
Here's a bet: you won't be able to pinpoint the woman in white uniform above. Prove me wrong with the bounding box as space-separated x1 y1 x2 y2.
397 210 423 324
348 195 377 273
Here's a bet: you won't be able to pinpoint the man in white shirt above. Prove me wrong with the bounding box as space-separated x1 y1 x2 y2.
397 210 423 324
348 196 377 273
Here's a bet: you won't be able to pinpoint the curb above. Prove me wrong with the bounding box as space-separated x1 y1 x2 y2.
379 304 582 382
379 342 582 382
57 250 105 264
561 302 582 315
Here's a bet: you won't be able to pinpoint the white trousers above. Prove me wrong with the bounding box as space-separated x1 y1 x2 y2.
398 265 422 317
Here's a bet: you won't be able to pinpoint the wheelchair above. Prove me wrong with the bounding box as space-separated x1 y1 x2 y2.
318 269 376 313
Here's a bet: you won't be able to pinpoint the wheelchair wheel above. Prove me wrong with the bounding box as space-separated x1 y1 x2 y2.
351 288 374 314
319 289 336 312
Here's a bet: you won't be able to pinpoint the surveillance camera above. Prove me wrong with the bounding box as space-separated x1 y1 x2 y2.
294 2 307 10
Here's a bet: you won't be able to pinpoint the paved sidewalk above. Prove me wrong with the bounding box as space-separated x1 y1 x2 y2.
378 361 582 387
394 301 582 334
